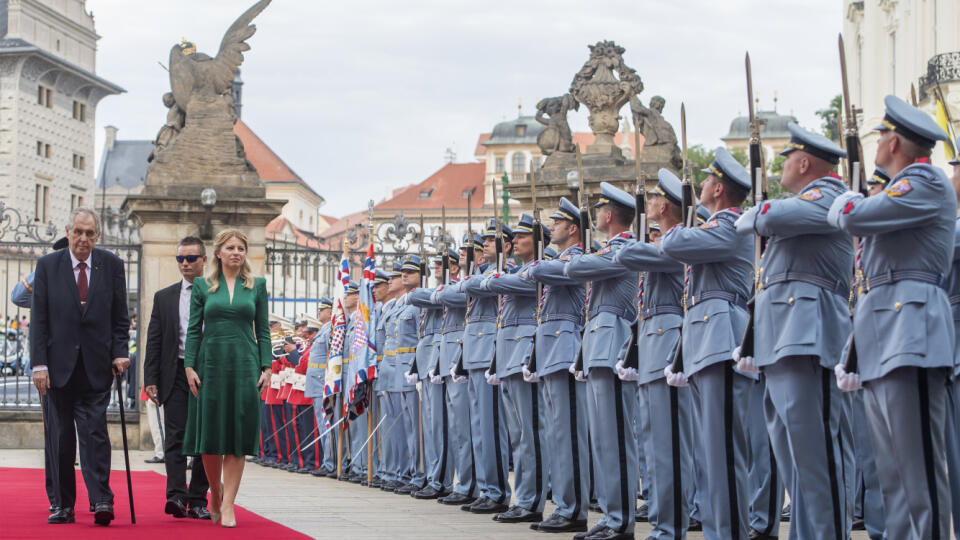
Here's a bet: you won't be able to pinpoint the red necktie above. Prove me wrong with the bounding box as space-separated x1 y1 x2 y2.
77 261 88 307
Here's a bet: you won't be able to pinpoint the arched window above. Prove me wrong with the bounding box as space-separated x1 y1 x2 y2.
512 152 525 173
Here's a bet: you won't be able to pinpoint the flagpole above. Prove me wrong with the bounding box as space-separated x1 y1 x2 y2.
366 200 375 486
336 234 349 479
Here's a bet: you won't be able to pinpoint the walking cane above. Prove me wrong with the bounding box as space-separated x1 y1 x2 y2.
115 372 136 524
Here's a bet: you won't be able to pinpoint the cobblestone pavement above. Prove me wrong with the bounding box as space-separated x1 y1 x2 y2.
2 449 875 539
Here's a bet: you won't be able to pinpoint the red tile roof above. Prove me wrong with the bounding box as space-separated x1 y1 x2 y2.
374 162 485 211
265 216 323 249
233 119 321 199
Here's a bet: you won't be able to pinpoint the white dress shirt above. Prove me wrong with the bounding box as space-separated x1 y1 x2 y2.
178 278 193 359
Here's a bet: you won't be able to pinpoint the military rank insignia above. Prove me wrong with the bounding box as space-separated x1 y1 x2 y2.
699 219 719 229
800 188 823 201
885 179 912 197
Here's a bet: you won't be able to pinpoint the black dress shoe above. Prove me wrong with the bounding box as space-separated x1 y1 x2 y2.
780 503 790 522
368 477 383 489
636 502 649 522
295 467 311 474
412 485 442 499
687 517 702 531
493 506 542 523
348 473 364 484
395 483 417 495
188 505 211 520
533 513 588 533
584 526 634 540
310 468 326 477
469 498 509 514
164 498 188 518
574 524 608 540
144 456 165 464
48 507 74 524
461 496 489 511
438 492 475 506
748 529 777 540
93 502 114 526
851 517 866 530
380 480 402 491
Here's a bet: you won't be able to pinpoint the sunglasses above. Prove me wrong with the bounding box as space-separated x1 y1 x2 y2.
176 255 202 263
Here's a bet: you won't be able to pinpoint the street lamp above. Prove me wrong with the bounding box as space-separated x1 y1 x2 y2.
199 188 216 240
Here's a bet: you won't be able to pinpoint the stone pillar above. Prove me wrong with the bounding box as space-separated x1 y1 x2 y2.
122 195 284 449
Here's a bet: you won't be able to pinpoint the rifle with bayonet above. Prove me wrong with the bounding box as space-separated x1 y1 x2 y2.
429 206 452 379
839 34 866 373
407 214 428 380
486 178 506 378
572 147 592 376
738 52 769 361
528 165 544 374
668 103 695 375
624 125 649 371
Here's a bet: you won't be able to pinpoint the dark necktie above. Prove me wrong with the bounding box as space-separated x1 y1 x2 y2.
77 261 88 307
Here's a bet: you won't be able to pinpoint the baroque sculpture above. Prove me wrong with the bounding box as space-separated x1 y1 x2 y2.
535 94 579 156
143 0 271 198
569 40 644 158
630 95 683 170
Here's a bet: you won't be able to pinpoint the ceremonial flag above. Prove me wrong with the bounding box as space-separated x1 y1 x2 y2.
346 242 378 420
936 97 956 162
321 251 351 427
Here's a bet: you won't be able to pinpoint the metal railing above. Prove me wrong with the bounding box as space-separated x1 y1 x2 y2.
918 51 960 96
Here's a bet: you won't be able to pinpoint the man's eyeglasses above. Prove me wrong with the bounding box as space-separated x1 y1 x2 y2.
176 255 202 263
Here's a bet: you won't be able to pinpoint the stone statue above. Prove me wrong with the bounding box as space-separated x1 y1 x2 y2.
631 95 682 170
535 94 579 155
569 41 643 158
144 0 271 198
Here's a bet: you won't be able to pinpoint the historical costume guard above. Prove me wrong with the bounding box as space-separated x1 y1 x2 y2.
829 94 955 539
735 122 852 539
563 182 640 540
305 297 336 476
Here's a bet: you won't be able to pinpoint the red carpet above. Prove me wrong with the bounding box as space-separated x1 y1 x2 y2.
0 467 311 539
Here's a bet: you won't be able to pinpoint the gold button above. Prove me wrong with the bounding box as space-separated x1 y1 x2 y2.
703 315 709 321
555 331 561 335
894 302 902 310
657 329 663 335
478 332 483 336
788 297 794 305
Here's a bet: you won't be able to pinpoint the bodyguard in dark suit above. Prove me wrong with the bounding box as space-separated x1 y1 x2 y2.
144 236 210 519
31 208 130 526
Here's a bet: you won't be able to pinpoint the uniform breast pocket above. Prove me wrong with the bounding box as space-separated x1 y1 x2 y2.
770 290 820 351
644 320 682 372
872 291 927 361
687 301 735 353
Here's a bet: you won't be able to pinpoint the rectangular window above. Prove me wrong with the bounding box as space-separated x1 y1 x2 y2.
36 141 42 156
44 144 51 158
72 101 86 121
70 194 77 210
35 184 49 222
495 157 505 173
46 88 53 109
38 87 54 108
72 153 85 170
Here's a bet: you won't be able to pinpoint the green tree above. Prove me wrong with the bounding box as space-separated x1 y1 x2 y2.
770 154 787 175
687 144 714 186
816 95 843 141
730 148 749 168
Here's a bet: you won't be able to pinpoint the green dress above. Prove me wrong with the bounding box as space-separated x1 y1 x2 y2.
182 275 271 456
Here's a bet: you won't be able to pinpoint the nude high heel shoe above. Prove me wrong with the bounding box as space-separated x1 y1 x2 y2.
220 503 236 528
209 482 223 525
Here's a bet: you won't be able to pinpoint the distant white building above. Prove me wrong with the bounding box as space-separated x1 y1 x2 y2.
843 0 960 171
0 0 123 227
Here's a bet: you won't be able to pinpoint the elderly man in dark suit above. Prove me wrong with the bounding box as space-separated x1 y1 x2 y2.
144 236 210 519
31 207 130 526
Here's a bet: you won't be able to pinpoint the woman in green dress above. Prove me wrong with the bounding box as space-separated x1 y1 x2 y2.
183 229 271 527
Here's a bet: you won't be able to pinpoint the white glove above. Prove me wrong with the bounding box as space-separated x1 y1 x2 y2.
827 190 863 228
521 364 539 383
450 366 467 384
733 346 759 373
615 359 639 382
405 372 419 385
664 364 689 387
834 363 862 392
484 369 501 386
429 373 442 385
574 368 587 383
734 205 760 234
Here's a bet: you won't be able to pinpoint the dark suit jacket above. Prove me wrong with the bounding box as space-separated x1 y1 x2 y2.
144 281 185 404
30 247 130 391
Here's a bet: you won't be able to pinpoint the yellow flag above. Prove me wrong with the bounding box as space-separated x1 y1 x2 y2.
936 98 955 161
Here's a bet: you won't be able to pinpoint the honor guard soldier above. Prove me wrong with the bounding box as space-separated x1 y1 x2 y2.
265 317 293 468
457 219 514 514
613 170 694 539
734 122 851 539
306 298 336 477
407 254 454 499
387 255 426 494
434 238 480 506
278 330 303 472
563 182 640 540
479 213 550 525
340 280 364 481
288 316 322 473
829 95 955 539
543 246 558 261
866 167 890 196
525 197 590 534
367 268 391 487
376 265 404 490
260 316 285 466
660 147 755 540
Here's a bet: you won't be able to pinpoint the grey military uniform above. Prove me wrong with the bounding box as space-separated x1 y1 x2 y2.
737 176 852 539
377 298 404 485
828 161 956 538
306 321 335 473
527 243 589 522
481 263 548 513
386 292 424 488
614 238 694 539
564 231 640 535
945 218 960 540
660 209 755 540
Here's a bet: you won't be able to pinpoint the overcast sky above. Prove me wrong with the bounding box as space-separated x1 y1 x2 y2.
87 0 842 218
